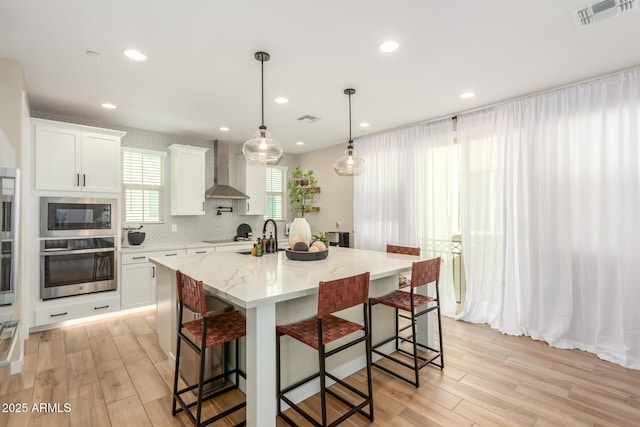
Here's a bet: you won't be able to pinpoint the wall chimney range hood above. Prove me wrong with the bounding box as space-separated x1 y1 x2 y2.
205 140 249 200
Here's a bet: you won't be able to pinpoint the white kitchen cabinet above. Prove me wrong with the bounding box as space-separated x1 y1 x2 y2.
168 144 209 216
185 246 216 255
121 262 155 310
121 249 185 309
238 159 266 215
34 293 120 327
34 119 125 193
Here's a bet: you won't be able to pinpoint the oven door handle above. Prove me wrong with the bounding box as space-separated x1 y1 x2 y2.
40 247 115 256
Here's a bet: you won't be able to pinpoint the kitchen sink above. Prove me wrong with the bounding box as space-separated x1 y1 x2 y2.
236 248 286 255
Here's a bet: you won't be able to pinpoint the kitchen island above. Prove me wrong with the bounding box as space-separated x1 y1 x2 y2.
150 246 422 427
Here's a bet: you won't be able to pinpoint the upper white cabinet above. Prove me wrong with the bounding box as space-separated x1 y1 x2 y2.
34 119 125 193
168 144 209 216
238 159 266 215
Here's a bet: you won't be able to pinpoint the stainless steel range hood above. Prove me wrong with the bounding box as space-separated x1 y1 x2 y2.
205 140 249 200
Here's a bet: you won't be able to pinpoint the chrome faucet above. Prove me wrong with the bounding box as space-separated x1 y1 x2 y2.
262 219 278 252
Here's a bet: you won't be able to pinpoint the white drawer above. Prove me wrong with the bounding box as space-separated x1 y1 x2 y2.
35 294 121 326
122 249 186 264
185 247 216 255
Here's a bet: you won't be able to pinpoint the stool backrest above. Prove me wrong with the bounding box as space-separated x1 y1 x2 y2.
410 257 441 289
387 244 420 256
317 272 370 319
176 270 207 317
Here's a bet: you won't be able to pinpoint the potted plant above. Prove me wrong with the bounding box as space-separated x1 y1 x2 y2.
288 166 318 217
288 167 319 246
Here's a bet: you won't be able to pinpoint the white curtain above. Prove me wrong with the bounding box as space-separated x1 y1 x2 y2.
354 119 457 315
458 69 640 368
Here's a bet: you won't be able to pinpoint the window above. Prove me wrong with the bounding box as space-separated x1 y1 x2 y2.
122 148 166 223
265 166 287 220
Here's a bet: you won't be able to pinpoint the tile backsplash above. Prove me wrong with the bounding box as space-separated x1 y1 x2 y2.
32 111 297 244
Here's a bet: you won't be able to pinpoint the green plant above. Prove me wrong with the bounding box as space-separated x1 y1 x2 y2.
288 166 318 218
312 232 329 244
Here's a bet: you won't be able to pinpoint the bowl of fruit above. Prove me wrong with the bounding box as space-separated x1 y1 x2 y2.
285 234 329 261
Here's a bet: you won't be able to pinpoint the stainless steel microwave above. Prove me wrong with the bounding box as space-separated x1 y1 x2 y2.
40 197 117 238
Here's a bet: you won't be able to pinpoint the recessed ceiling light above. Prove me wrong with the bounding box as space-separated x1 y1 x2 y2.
219 127 230 132
296 141 304 146
460 92 475 99
379 41 399 53
275 97 288 104
360 122 370 128
101 103 117 109
86 50 101 59
123 49 148 62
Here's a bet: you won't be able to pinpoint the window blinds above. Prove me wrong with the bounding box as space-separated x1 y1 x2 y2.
122 149 165 223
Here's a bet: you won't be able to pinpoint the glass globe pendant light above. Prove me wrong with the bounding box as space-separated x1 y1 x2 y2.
242 51 283 163
334 88 365 176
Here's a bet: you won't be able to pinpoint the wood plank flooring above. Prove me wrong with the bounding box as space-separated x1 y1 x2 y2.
1 310 639 426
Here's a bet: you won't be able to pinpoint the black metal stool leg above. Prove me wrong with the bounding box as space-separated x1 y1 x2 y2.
172 335 183 415
319 344 327 427
411 310 420 388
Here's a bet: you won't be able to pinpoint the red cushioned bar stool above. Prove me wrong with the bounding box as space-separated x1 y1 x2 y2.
369 257 443 388
276 272 374 427
172 270 247 427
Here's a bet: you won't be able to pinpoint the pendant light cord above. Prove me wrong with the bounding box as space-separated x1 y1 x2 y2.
348 91 352 142
261 57 265 127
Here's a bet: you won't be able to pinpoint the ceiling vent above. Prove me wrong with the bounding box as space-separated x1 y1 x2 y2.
572 0 638 28
297 115 321 123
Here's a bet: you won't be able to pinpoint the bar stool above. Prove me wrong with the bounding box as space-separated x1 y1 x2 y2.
386 244 420 287
172 270 247 427
369 257 443 388
386 244 420 350
276 272 374 427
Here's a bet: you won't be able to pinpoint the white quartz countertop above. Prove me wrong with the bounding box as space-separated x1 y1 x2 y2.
149 247 418 309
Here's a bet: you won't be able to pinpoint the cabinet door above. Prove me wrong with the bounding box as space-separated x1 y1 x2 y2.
238 160 266 215
169 145 208 215
81 132 121 192
121 263 156 310
35 125 81 191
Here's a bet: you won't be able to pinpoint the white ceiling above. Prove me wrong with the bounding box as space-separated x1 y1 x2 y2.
1 1 639 154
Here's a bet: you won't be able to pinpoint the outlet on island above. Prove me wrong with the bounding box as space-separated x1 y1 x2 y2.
171 224 177 232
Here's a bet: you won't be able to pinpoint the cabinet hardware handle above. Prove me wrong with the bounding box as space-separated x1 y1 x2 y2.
50 312 68 317
132 256 146 260
94 305 109 310
165 253 178 256
83 174 86 186
247 202 250 211
195 251 206 254
202 202 205 211
152 266 155 278
76 174 80 186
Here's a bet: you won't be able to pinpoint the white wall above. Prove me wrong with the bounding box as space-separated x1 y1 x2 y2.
0 58 25 165
296 143 354 242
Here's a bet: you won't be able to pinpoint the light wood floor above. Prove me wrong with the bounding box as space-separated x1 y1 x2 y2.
1 310 639 426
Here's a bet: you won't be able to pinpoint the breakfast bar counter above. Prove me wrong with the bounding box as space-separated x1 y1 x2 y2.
150 246 420 427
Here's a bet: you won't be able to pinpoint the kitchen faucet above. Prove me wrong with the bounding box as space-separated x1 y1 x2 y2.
263 219 278 252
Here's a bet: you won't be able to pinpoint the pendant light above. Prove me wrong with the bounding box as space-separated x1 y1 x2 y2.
242 51 283 164
334 88 365 176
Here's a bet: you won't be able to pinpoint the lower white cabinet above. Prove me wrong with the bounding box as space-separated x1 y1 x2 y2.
35 293 120 327
185 246 216 255
121 249 185 310
121 262 156 310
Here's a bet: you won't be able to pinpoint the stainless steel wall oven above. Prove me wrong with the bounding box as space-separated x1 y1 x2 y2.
1 167 18 305
40 237 116 300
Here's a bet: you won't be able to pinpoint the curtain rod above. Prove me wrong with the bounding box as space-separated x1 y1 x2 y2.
356 63 640 140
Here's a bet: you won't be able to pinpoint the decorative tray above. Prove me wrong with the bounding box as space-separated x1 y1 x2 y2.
285 248 329 261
